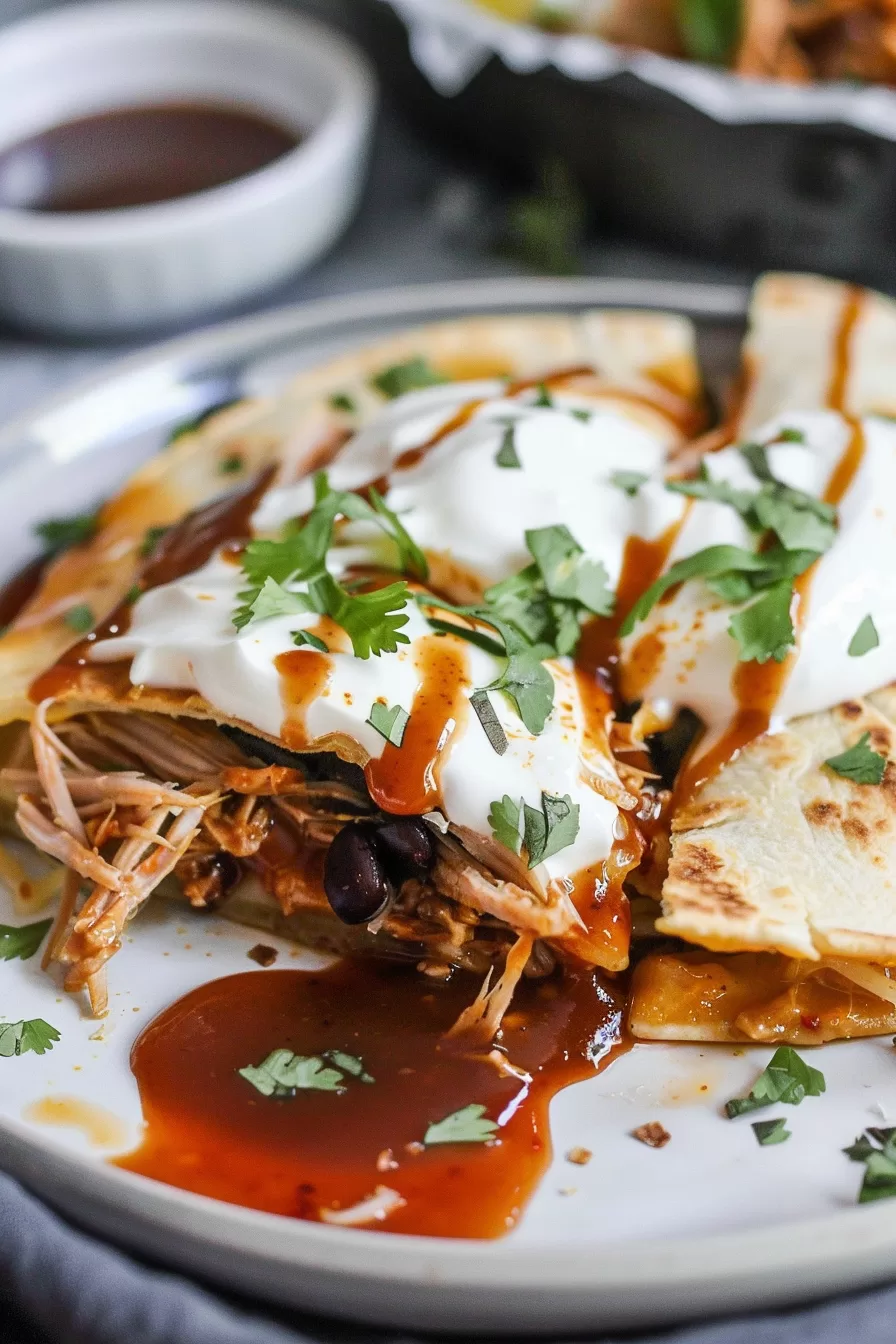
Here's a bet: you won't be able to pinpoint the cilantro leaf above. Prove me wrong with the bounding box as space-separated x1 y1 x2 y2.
665 463 754 515
725 1047 825 1118
0 919 52 962
522 791 580 867
371 357 446 400
678 0 740 63
525 524 614 617
238 1048 345 1097
777 427 806 444
0 1018 60 1057
423 1103 499 1146
610 470 648 497
727 579 795 664
469 689 508 755
620 545 771 635
166 398 241 445
752 483 836 553
488 795 524 854
367 701 409 747
849 614 879 658
484 566 553 647
246 576 316 625
858 1150 896 1203
739 441 775 482
34 510 98 554
323 1050 374 1083
752 1117 791 1146
824 731 887 785
844 1133 879 1163
293 629 328 652
495 423 522 469
487 637 556 736
532 383 554 408
140 525 170 558
64 604 94 634
418 597 555 734
219 453 244 475
329 392 357 413
315 577 411 660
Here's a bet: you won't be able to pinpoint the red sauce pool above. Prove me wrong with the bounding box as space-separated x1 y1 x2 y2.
115 959 627 1237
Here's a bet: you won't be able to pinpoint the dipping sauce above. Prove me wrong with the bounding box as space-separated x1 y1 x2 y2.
116 960 627 1238
0 103 300 213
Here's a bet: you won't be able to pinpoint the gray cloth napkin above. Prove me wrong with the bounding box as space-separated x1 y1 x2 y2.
4 1171 896 1344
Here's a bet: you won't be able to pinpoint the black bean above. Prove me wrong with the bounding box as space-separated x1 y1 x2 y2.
375 817 434 882
324 823 392 925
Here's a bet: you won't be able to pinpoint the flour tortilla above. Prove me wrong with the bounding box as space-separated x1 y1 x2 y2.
660 275 896 964
736 272 896 434
0 309 701 726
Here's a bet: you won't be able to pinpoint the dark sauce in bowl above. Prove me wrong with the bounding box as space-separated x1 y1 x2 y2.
0 103 300 213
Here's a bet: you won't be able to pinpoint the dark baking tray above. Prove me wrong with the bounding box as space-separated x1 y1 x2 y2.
356 0 896 287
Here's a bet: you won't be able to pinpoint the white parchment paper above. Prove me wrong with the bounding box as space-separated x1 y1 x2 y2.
386 0 896 141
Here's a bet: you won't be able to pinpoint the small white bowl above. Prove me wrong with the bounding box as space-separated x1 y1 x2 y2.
0 0 377 336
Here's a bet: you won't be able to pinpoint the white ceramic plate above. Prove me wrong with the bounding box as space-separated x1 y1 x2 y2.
3 278 896 1336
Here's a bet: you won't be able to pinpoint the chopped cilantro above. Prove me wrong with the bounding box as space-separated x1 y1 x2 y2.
0 1018 60 1057
469 689 508 755
64 604 94 634
532 383 554 408
849 614 879 658
423 1103 499 1146
611 470 648 497
323 1050 374 1083
292 629 328 652
525 524 614 617
125 584 142 605
751 1117 791 1146
727 579 795 664
488 789 579 868
166 398 241 444
495 423 522 469
34 510 98 554
238 1048 345 1097
619 545 770 635
843 1128 896 1203
370 357 446 400
725 1047 825 1118
824 732 887 785
0 919 52 962
678 0 741 64
665 462 754 515
329 392 357 413
139 525 170 558
218 453 244 475
777 427 806 444
367 701 409 747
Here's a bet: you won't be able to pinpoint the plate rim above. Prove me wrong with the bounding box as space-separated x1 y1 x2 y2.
6 273 895 1333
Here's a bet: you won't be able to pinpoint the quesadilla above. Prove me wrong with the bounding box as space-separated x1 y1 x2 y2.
627 274 896 1043
0 309 703 1018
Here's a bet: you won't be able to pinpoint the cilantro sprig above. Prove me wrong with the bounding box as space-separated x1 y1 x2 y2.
238 1047 374 1098
844 1127 896 1203
234 473 427 660
488 790 580 867
824 732 887 785
0 1018 60 1057
423 1103 498 1146
725 1047 825 1118
0 919 52 962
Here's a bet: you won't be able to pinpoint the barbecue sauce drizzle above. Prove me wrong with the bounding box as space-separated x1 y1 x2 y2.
117 960 628 1238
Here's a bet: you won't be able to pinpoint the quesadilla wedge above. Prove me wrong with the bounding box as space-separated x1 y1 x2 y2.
626 274 896 1044
0 308 703 1018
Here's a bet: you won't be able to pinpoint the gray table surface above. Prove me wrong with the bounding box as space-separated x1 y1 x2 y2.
1 3 887 1342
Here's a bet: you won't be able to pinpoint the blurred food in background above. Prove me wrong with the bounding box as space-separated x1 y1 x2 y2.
475 0 896 85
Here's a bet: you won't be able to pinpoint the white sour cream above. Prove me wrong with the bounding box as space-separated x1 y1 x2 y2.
617 409 896 740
